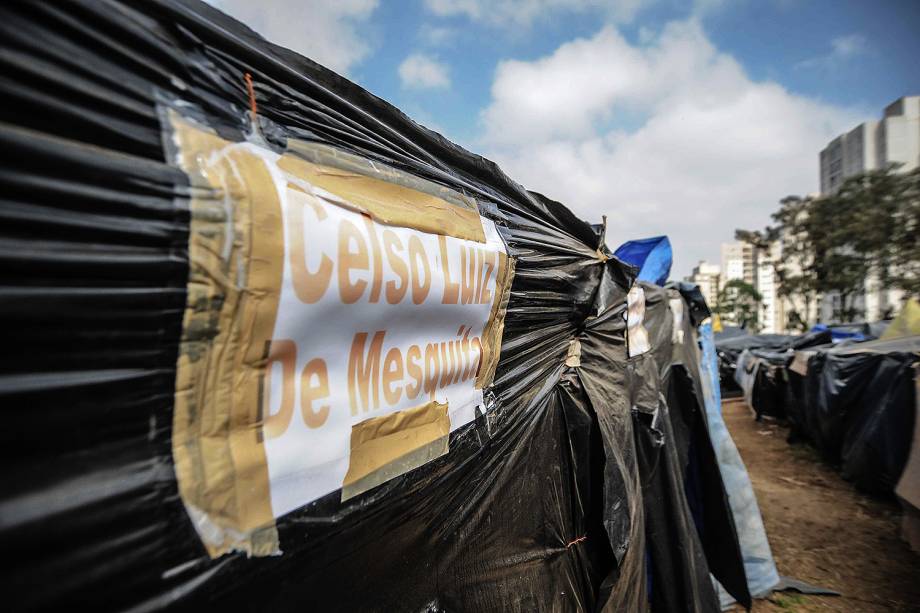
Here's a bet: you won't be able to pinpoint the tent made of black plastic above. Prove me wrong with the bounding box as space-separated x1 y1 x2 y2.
0 2 751 611
785 336 919 495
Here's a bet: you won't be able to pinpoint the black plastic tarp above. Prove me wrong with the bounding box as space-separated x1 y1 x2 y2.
634 284 750 611
723 330 831 418
0 2 749 611
666 281 712 329
785 337 919 494
716 334 791 396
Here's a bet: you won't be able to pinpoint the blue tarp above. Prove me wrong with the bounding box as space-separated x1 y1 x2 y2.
810 323 866 342
698 321 781 606
614 235 672 286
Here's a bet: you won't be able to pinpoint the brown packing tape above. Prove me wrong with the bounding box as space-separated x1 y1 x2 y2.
286 140 482 215
169 111 281 558
278 149 486 244
476 252 515 389
342 401 451 502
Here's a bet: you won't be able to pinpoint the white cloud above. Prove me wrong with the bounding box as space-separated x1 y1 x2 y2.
479 20 864 276
796 33 869 71
205 0 378 75
419 24 457 46
398 54 452 89
423 0 650 28
831 33 869 57
692 0 732 16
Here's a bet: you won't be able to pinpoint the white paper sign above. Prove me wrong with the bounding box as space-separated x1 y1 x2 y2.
260 166 507 517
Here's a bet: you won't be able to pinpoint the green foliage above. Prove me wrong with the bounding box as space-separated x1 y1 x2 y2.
737 166 920 324
717 279 762 331
770 592 806 610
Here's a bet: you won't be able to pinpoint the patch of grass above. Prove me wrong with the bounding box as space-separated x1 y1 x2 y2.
771 593 806 610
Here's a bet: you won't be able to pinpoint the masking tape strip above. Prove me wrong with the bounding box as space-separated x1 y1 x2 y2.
282 141 486 244
169 111 281 558
342 401 450 502
565 338 582 367
627 285 651 358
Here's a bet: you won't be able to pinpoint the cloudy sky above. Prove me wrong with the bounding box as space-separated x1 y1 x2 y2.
207 0 920 277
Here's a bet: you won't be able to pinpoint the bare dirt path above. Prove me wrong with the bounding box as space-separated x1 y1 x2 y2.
722 398 920 612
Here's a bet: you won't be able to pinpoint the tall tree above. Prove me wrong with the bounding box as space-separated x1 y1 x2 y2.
736 197 816 330
736 166 920 326
717 279 762 331
892 173 920 295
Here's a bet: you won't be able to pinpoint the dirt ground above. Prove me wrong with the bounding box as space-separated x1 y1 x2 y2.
721 397 920 612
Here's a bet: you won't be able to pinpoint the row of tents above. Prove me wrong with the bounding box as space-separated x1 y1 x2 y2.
716 300 920 552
